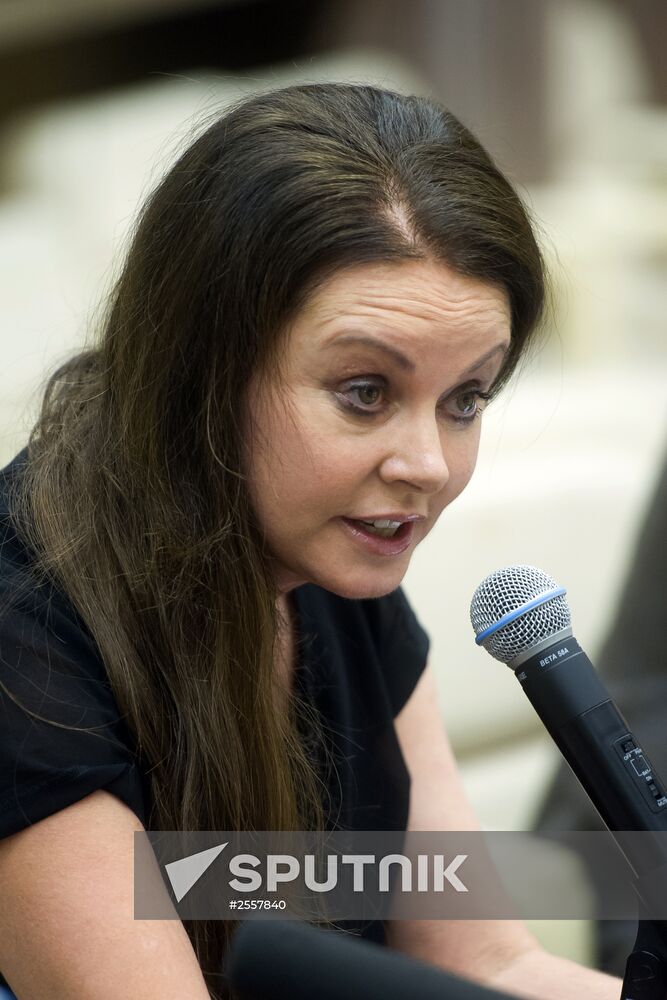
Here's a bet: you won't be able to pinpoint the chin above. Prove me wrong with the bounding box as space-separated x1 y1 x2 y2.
316 568 407 602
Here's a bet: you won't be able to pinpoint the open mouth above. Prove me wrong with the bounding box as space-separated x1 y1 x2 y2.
340 517 414 554
347 518 404 539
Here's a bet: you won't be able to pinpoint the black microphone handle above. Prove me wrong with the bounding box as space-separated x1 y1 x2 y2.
516 634 667 878
226 919 522 1000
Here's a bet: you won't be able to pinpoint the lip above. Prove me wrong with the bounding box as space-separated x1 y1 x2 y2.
339 517 416 556
351 513 425 523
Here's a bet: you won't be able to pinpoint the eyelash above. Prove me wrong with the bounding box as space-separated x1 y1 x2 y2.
336 378 492 426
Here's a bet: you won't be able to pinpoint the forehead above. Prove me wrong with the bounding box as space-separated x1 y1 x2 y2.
289 258 510 348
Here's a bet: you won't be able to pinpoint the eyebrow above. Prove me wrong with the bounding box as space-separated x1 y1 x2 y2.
323 332 509 379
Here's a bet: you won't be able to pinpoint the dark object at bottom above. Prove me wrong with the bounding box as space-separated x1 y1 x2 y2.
620 918 667 999
227 919 522 1000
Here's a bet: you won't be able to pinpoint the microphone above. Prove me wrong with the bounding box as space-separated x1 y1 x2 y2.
469 565 667 884
226 919 521 999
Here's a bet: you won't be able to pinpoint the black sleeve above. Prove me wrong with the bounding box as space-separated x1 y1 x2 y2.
0 515 148 839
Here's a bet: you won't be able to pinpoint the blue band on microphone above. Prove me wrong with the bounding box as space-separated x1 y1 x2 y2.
474 587 567 645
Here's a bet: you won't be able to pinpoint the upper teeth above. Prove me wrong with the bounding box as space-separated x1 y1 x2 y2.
363 519 402 528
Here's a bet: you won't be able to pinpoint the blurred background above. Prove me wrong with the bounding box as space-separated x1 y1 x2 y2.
0 0 666 980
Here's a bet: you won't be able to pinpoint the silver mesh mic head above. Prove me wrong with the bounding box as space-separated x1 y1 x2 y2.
470 565 571 664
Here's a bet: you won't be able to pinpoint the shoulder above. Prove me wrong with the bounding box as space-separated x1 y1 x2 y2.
0 447 31 565
0 449 148 839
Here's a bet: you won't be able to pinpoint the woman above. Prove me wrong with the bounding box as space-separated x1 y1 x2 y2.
0 83 621 998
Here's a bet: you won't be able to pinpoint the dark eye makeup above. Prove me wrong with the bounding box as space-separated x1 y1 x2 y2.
334 374 492 427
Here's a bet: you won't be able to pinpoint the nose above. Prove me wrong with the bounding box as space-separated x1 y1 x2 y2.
378 411 451 494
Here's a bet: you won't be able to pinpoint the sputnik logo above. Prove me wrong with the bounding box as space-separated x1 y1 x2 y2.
164 842 229 902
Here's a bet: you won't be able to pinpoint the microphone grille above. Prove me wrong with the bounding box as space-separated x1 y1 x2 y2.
470 564 571 663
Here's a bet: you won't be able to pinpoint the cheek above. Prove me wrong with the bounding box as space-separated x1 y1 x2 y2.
249 411 343 515
447 433 482 498
287 438 364 513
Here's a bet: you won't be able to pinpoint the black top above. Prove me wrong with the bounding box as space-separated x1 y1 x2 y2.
0 447 430 984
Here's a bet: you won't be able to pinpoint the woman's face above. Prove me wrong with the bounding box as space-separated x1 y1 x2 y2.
244 258 511 600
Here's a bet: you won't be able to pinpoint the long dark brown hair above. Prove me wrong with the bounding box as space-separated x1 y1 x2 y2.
3 82 547 996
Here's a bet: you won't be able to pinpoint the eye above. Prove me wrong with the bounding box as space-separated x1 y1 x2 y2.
457 392 477 415
336 379 388 414
349 383 384 408
449 388 491 425
335 378 491 425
